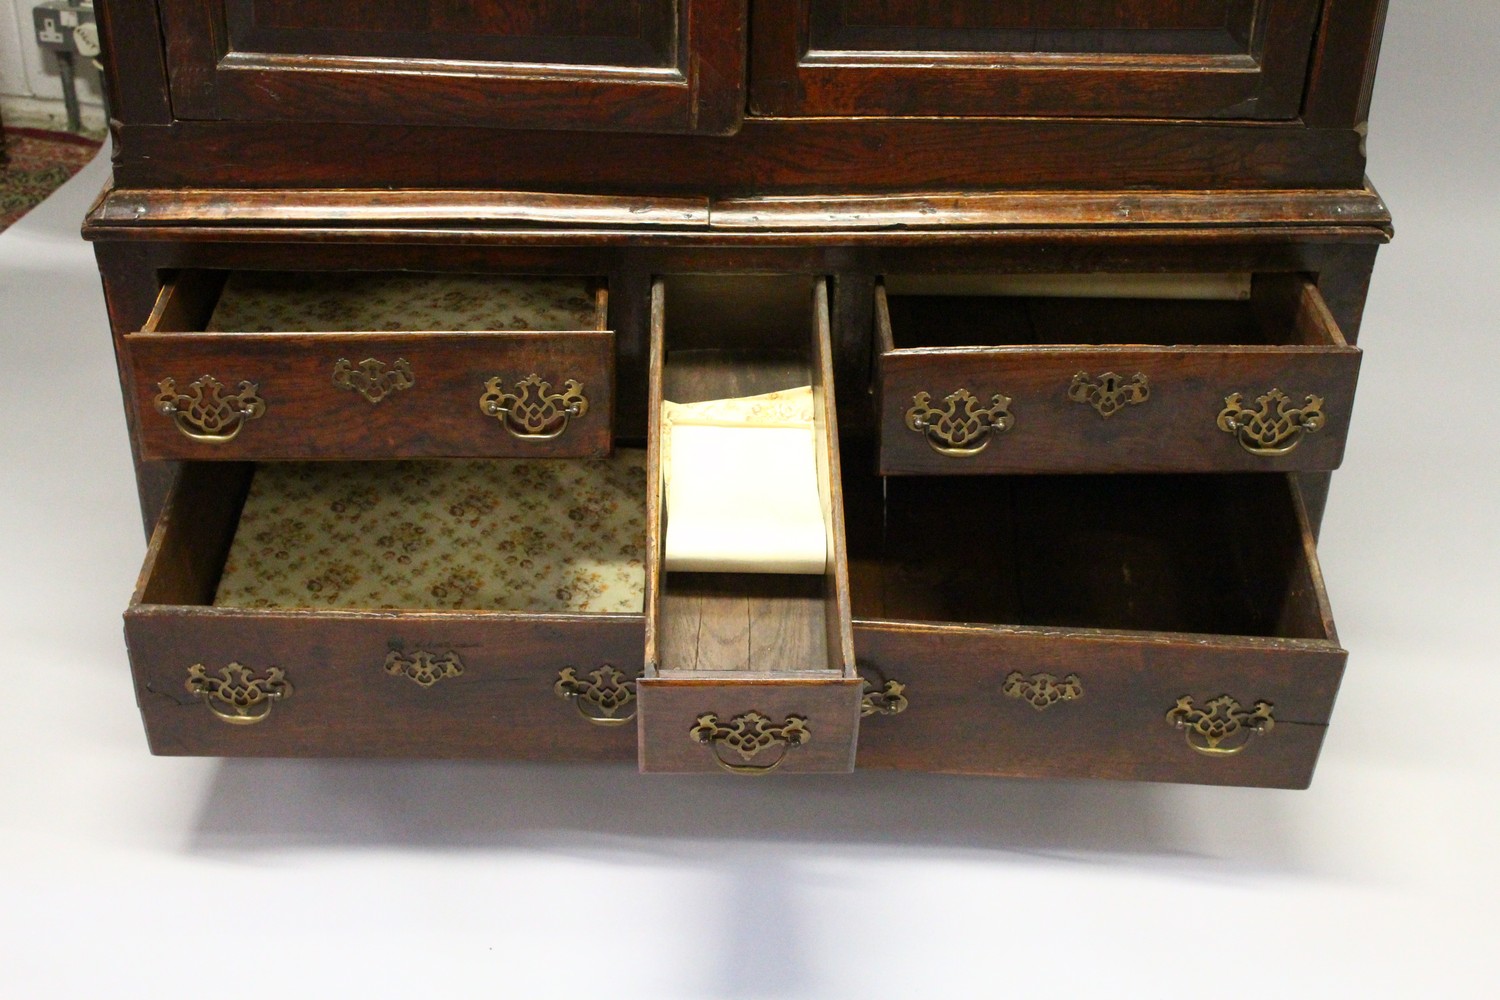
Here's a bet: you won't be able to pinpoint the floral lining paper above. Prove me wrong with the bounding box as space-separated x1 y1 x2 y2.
213 454 647 614
207 272 600 332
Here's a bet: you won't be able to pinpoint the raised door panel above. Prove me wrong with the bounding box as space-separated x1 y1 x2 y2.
159 0 746 134
752 0 1324 119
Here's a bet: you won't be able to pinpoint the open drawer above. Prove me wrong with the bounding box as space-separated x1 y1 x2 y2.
876 273 1361 474
844 455 1347 788
123 453 647 758
638 276 862 774
125 270 614 461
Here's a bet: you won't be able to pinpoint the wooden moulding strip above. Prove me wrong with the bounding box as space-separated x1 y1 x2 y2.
84 186 1392 239
85 188 711 229
707 186 1393 233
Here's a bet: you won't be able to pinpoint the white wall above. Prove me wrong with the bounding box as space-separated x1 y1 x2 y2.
1 0 105 130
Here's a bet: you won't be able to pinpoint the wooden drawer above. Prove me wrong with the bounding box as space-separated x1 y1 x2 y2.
125 270 614 461
843 458 1346 788
124 456 648 758
876 273 1361 475
637 276 863 774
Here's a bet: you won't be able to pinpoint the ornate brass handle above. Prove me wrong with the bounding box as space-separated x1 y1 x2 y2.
385 649 464 688
905 388 1014 457
689 711 811 775
155 375 265 443
1003 671 1083 711
185 663 291 725
1166 694 1275 757
554 665 637 726
480 373 588 440
1217 389 1325 456
333 357 414 404
1068 372 1150 418
861 679 909 717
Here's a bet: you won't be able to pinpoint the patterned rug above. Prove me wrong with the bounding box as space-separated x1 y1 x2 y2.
0 127 103 232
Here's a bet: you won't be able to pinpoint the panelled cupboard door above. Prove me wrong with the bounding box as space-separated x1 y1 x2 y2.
158 0 747 134
752 0 1324 119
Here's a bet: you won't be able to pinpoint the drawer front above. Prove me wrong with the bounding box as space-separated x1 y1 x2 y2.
878 345 1360 474
127 330 614 460
637 677 863 774
852 624 1345 788
125 609 644 759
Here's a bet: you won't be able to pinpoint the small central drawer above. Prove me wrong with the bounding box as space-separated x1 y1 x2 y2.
124 270 614 461
124 453 648 758
636 276 862 774
876 273 1361 474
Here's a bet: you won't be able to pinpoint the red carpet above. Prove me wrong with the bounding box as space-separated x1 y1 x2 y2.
0 127 103 232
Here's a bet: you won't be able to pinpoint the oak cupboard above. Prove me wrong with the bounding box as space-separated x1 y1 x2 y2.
86 0 1391 786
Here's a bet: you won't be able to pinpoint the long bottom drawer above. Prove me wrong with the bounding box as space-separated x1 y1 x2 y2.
125 457 648 759
844 465 1345 789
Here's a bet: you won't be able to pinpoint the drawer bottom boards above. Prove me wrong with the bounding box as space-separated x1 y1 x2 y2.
124 457 1344 787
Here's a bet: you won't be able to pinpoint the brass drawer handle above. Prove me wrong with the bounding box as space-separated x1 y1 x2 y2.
333 357 414 404
1003 671 1083 711
554 665 637 726
1167 694 1276 757
861 679 909 717
905 388 1013 457
1068 372 1149 418
1217 389 1325 456
690 711 811 775
155 375 265 443
185 663 291 725
385 649 463 688
480 373 589 440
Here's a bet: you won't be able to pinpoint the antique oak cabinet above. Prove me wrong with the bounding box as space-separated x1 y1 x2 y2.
86 0 1391 786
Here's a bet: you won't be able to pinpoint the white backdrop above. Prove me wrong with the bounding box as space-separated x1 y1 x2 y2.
2 5 1495 996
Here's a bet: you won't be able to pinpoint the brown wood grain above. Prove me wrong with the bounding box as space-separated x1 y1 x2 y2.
845 464 1345 787
85 185 1391 236
155 0 747 135
647 275 852 677
126 273 615 461
125 463 645 759
753 0 1323 120
1302 0 1393 129
852 622 1337 787
636 677 862 773
876 278 1362 474
108 117 1372 194
91 226 1385 539
87 0 1396 786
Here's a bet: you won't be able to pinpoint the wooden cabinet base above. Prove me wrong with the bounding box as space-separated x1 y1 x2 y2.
89 185 1386 790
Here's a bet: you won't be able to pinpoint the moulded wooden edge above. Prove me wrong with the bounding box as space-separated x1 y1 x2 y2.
83 186 1393 239
87 188 711 230
712 185 1393 232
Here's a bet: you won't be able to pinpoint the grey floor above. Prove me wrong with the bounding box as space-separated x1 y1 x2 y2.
2 5 1497 996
